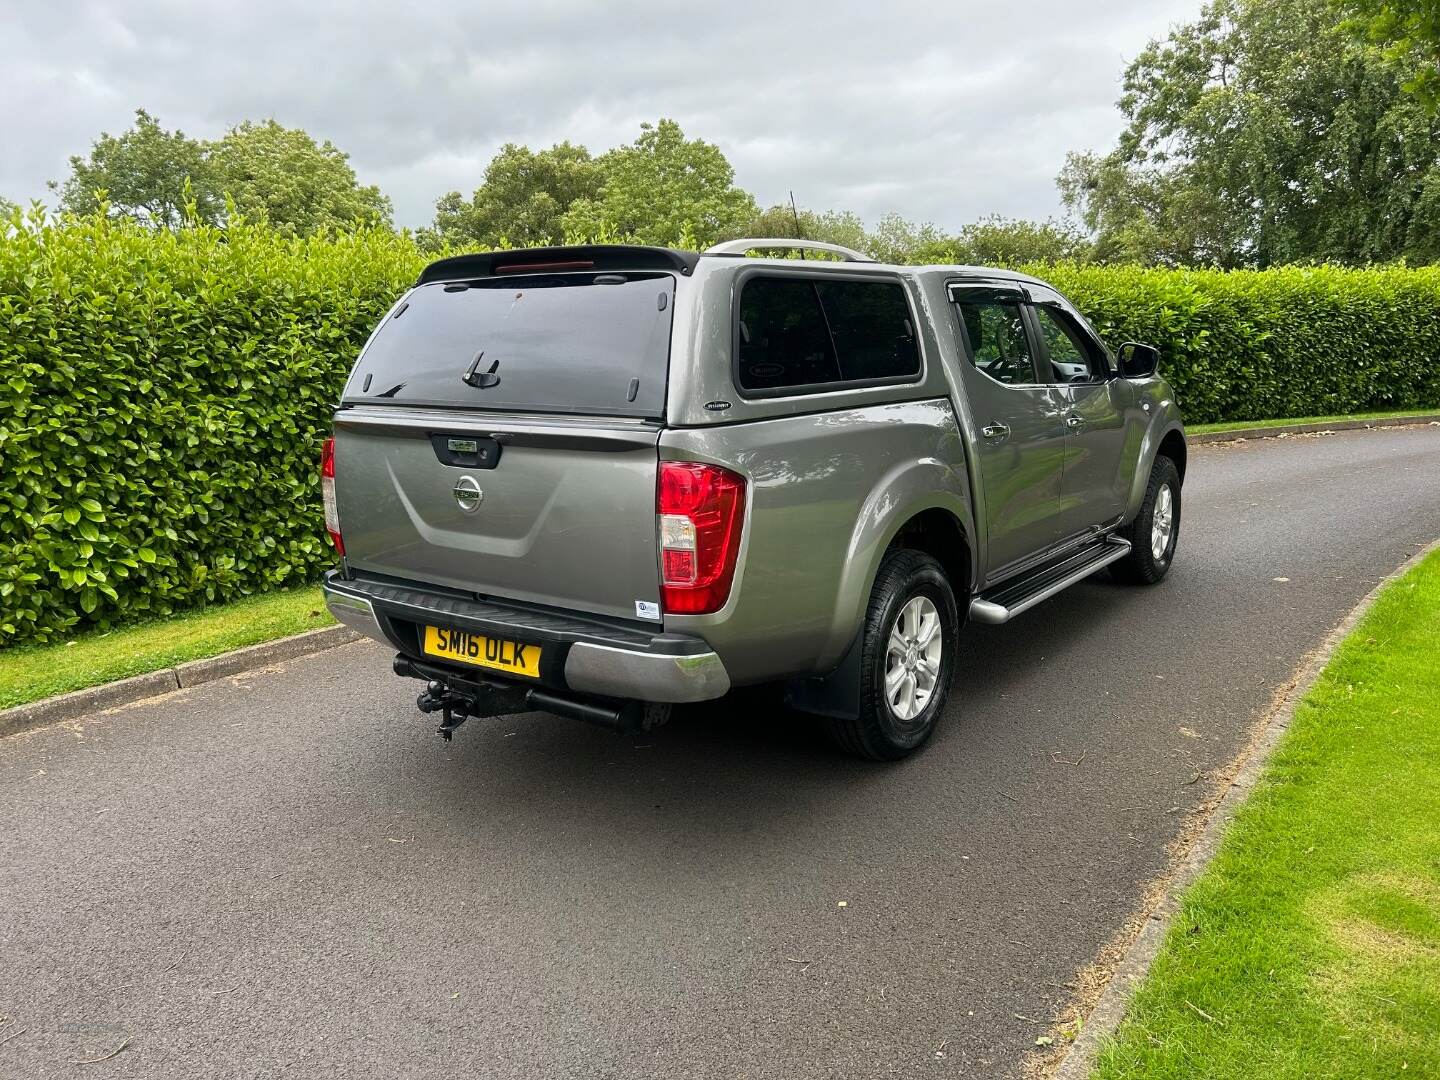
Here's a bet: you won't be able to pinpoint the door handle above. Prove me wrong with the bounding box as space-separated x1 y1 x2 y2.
1065 414 1086 429
982 422 1009 440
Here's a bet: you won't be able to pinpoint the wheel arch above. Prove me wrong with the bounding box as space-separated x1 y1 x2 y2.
1126 420 1187 521
787 502 971 724
1158 428 1187 482
887 506 973 601
837 490 974 662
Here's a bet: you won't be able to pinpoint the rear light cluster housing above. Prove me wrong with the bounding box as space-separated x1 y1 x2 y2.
320 436 344 556
657 461 746 615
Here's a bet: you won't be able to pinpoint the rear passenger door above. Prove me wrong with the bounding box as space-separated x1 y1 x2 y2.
1025 286 1133 537
948 284 1069 580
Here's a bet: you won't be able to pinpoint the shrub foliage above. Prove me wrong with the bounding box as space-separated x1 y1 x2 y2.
0 212 421 644
1 213 1438 645
1039 263 1440 424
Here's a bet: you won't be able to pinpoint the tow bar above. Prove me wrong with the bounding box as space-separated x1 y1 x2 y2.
393 654 668 739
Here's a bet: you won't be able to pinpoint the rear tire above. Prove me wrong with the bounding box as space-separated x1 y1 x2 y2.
1112 455 1181 585
825 549 959 761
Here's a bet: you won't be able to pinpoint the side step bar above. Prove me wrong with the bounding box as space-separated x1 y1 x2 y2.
969 537 1131 625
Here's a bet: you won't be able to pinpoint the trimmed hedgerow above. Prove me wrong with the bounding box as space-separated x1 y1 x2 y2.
0 212 422 644
1037 262 1440 425
2 212 1439 646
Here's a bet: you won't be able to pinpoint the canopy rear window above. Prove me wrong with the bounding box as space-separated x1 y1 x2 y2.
344 272 675 418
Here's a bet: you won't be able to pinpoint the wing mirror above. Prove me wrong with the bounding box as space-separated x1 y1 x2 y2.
1117 341 1160 379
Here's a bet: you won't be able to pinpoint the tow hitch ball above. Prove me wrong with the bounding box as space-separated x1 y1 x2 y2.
416 681 469 741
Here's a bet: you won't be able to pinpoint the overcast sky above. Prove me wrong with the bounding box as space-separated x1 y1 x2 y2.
4 0 1202 233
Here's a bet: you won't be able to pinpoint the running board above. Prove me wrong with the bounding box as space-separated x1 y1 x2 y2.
969 538 1131 625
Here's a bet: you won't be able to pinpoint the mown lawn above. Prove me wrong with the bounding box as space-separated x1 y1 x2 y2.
1187 407 1440 435
0 586 333 710
1092 548 1440 1079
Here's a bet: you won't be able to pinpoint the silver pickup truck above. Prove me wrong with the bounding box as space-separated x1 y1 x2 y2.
322 239 1185 759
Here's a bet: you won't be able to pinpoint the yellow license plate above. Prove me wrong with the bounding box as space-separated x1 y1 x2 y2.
422 625 541 678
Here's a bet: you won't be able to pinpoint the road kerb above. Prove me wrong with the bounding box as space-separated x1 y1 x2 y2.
0 623 361 739
1047 534 1440 1080
1189 414 1440 443
174 625 361 688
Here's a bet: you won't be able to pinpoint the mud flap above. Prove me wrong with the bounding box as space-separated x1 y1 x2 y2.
783 633 862 721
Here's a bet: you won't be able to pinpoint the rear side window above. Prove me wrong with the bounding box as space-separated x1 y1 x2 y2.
736 276 920 394
344 272 675 418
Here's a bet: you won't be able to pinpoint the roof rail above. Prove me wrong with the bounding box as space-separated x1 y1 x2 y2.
702 238 876 263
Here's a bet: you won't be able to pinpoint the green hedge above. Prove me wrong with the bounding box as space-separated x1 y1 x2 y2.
0 214 422 644
1036 262 1440 424
2 214 1439 646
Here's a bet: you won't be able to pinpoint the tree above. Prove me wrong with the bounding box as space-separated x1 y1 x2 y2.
937 216 1093 267
52 109 391 235
210 120 392 235
1057 151 1234 266
1346 0 1440 106
421 141 602 251
864 213 949 264
725 204 873 254
561 119 757 248
1061 0 1440 266
51 108 218 227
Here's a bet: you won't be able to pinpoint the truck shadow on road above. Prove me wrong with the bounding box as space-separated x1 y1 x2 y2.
411 573 1156 854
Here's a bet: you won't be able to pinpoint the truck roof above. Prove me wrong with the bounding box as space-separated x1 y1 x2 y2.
415 244 1046 289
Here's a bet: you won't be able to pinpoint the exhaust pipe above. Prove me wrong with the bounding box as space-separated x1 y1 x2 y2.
524 688 633 732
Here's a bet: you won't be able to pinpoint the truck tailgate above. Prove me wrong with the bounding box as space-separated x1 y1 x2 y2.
333 410 662 623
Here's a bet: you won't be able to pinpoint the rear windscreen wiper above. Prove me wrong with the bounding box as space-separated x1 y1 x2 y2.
462 351 501 390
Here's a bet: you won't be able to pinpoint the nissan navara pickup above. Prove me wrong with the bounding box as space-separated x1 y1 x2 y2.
321 239 1186 759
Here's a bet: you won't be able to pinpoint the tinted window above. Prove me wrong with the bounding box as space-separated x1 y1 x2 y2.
736 279 840 390
1034 305 1105 383
956 301 1036 385
343 272 674 417
737 277 920 393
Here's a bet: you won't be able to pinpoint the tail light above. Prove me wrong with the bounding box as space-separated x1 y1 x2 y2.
320 436 344 556
657 461 746 615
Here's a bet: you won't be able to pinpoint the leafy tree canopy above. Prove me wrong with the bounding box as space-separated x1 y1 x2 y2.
560 120 757 248
915 216 1093 267
725 204 872 255
419 141 601 252
52 109 391 235
210 120 392 235
1060 0 1440 267
1346 0 1440 105
52 108 218 228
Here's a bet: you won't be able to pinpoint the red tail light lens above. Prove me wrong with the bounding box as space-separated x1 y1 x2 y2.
657 462 746 615
320 437 344 556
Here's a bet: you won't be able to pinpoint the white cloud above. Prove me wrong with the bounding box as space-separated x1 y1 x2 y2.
2 0 1201 230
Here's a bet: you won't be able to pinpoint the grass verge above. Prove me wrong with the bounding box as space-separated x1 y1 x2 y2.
1187 407 1440 436
0 586 333 710
1091 548 1440 1079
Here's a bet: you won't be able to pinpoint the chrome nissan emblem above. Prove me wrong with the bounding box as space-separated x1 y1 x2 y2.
452 476 483 513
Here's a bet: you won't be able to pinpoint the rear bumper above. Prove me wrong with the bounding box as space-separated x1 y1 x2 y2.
322 571 730 704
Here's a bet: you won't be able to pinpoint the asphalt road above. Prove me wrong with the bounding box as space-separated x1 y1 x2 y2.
4 425 1439 1080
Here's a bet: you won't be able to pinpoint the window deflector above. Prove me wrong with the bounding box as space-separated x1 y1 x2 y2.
948 282 1045 386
